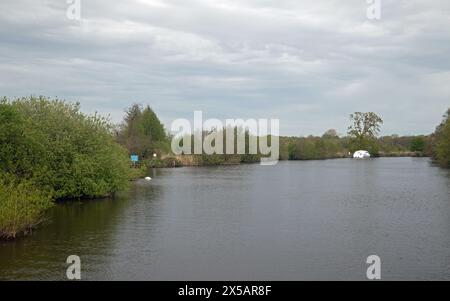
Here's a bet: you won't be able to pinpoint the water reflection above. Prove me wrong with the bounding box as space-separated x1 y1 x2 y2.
0 177 163 280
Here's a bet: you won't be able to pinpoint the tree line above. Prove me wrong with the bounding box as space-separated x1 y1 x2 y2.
113 106 447 166
429 109 450 168
281 112 432 160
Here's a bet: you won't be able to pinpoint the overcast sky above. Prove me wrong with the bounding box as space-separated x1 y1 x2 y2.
1 0 449 136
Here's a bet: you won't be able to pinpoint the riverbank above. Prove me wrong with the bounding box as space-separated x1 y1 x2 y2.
0 97 134 240
142 151 428 168
0 162 150 241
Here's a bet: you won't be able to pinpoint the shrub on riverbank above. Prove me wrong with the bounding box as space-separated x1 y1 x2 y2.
146 157 183 168
0 96 131 199
280 135 349 160
0 176 53 239
0 96 132 238
431 108 450 168
278 134 432 161
128 165 148 180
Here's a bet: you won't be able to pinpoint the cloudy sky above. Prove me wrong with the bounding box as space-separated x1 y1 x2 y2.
1 0 449 136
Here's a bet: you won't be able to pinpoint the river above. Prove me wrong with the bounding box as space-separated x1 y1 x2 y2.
1 158 449 280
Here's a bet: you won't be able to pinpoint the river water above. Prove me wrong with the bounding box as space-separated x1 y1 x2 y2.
1 158 449 280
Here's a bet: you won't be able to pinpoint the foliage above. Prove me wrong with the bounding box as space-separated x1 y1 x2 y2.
282 135 348 160
410 136 426 152
0 96 131 199
200 153 226 165
171 127 262 164
432 108 450 168
239 153 260 163
0 96 133 238
116 104 169 159
146 157 183 168
348 112 383 139
280 133 430 161
0 175 53 239
347 112 383 155
128 165 148 180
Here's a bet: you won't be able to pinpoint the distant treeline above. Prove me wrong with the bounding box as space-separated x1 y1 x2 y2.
114 104 447 167
429 108 450 168
279 133 430 161
115 110 262 166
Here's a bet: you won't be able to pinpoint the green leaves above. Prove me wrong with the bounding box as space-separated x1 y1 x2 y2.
432 108 450 168
0 176 53 239
117 104 168 159
410 136 426 152
0 96 131 199
348 112 383 154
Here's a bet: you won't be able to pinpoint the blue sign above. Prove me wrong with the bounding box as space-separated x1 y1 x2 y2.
130 155 139 162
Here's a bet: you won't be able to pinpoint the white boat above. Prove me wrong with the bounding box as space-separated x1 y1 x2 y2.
353 150 371 159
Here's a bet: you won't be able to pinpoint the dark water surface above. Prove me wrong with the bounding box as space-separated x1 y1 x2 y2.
1 158 449 280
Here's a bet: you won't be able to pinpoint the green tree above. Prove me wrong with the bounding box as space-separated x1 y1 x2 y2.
410 136 426 152
117 104 168 158
432 108 450 168
287 142 297 160
347 112 383 155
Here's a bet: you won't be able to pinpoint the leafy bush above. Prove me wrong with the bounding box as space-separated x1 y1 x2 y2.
432 109 450 168
283 136 349 160
128 165 148 180
0 176 53 239
239 153 260 163
0 96 131 199
145 157 182 168
200 153 226 165
0 96 133 238
410 136 426 152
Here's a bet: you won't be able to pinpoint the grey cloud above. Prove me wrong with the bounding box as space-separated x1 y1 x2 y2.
0 0 449 136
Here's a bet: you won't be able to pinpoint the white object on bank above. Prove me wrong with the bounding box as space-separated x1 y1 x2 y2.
145 177 152 181
353 150 371 159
